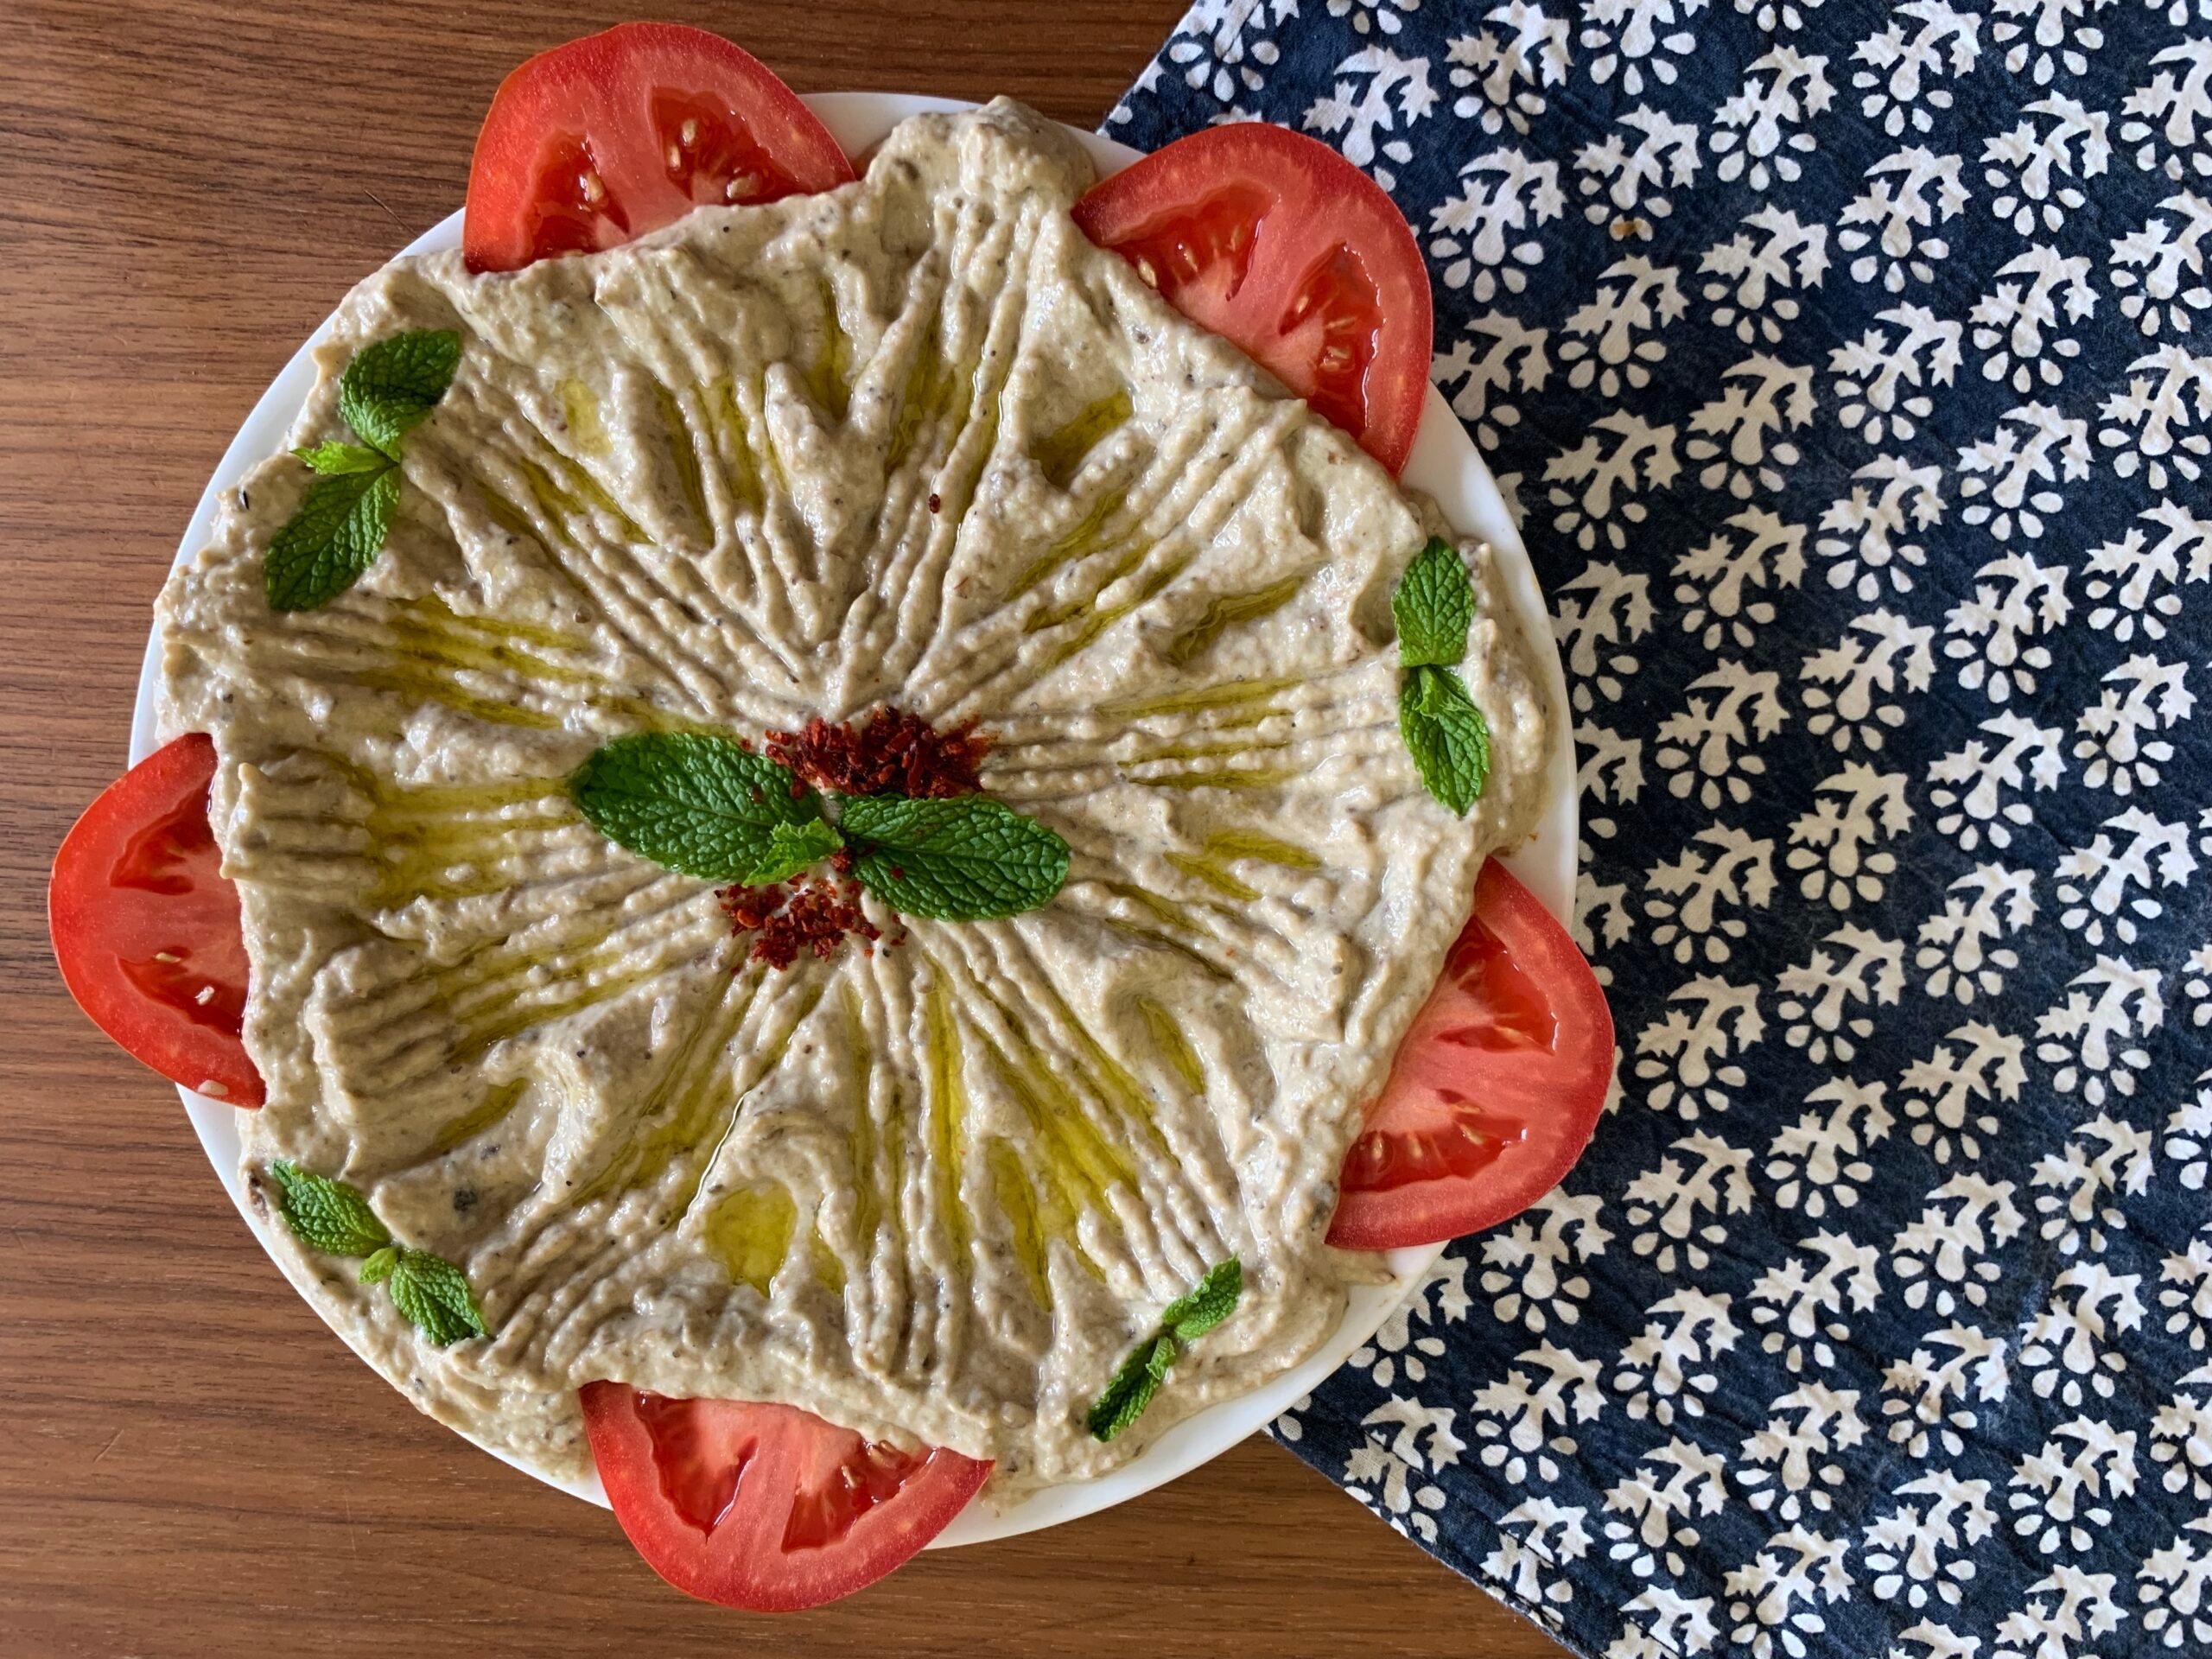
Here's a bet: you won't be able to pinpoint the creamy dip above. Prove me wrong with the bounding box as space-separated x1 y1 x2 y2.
156 99 1553 1498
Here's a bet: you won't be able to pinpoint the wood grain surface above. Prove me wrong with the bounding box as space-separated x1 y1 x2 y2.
0 5 1568 1654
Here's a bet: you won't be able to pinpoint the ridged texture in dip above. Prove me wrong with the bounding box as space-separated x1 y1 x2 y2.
155 99 1553 1498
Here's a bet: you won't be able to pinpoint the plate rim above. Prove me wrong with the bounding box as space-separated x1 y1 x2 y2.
128 89 1580 1549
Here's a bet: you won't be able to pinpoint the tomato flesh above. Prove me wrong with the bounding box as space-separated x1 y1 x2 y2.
652 89 799 207
581 1383 989 1611
1328 861 1612 1250
464 24 856 274
49 734 264 1107
1073 124 1431 474
520 132 635 261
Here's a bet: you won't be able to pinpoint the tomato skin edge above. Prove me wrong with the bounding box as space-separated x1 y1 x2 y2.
462 23 857 275
48 734 265 1109
1071 120 1432 476
1325 861 1613 1252
580 1382 991 1612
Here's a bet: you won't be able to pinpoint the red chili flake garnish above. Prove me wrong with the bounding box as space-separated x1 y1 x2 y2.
719 877 882 969
718 882 785 934
766 705 990 800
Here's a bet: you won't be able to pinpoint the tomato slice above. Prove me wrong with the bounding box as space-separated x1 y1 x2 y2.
1328 861 1612 1250
49 734 264 1108
580 1383 989 1611
463 23 857 274
1072 124 1432 474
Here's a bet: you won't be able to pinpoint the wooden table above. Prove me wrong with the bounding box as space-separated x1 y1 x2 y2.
0 5 1567 1653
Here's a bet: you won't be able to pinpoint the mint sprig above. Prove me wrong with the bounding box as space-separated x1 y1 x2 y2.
837 794 1069 921
1400 664 1493 816
267 1160 390 1255
1394 537 1476 669
266 1160 490 1347
338 329 463 458
567 733 1070 924
1389 538 1493 816
265 467 401 613
1087 1259 1243 1443
386 1249 493 1346
293 442 391 475
569 733 842 884
1160 1255 1243 1342
264 327 461 613
1089 1334 1177 1443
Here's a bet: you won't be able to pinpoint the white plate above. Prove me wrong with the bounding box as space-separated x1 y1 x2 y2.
130 92 1579 1548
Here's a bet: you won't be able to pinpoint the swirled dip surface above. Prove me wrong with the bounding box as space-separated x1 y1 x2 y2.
156 99 1553 1497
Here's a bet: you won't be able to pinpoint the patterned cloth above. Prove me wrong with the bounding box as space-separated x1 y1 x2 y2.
1110 5 2212 1656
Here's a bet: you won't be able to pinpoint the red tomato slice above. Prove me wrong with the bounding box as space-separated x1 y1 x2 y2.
581 1383 990 1611
463 23 857 273
1072 123 1432 474
1328 861 1612 1250
49 734 264 1108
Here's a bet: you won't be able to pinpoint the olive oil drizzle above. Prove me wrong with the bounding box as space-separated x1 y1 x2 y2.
705 1181 796 1296
987 1139 1057 1311
567 967 760 1209
1134 996 1207 1095
808 1223 846 1294
804 278 853 424
837 982 884 1279
253 594 657 734
1032 387 1133 490
1104 675 1302 720
344 762 573 907
886 327 969 475
556 378 611 457
652 381 714 541
918 975 976 1268
1169 828 1320 904
703 375 767 512
429 1076 530 1156
943 399 1294 715
1003 487 1132 602
1163 568 1313 667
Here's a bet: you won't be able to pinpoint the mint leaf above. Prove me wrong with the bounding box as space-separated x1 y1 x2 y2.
1393 537 1475 669
840 795 1069 921
267 1160 391 1257
569 733 838 883
1160 1258 1243 1343
751 816 847 886
262 330 459 612
294 441 391 475
264 465 400 612
340 328 462 459
387 1249 491 1346
266 1163 486 1344
1400 664 1492 816
1087 1333 1177 1443
1086 1260 1243 1442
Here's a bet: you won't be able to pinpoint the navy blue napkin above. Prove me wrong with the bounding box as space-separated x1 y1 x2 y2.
1114 5 2212 1654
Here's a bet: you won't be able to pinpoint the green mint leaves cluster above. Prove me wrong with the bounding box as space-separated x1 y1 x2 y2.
1392 538 1492 816
567 732 1069 922
569 735 843 887
1087 1258 1242 1443
267 1160 490 1347
836 794 1068 921
265 328 461 613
